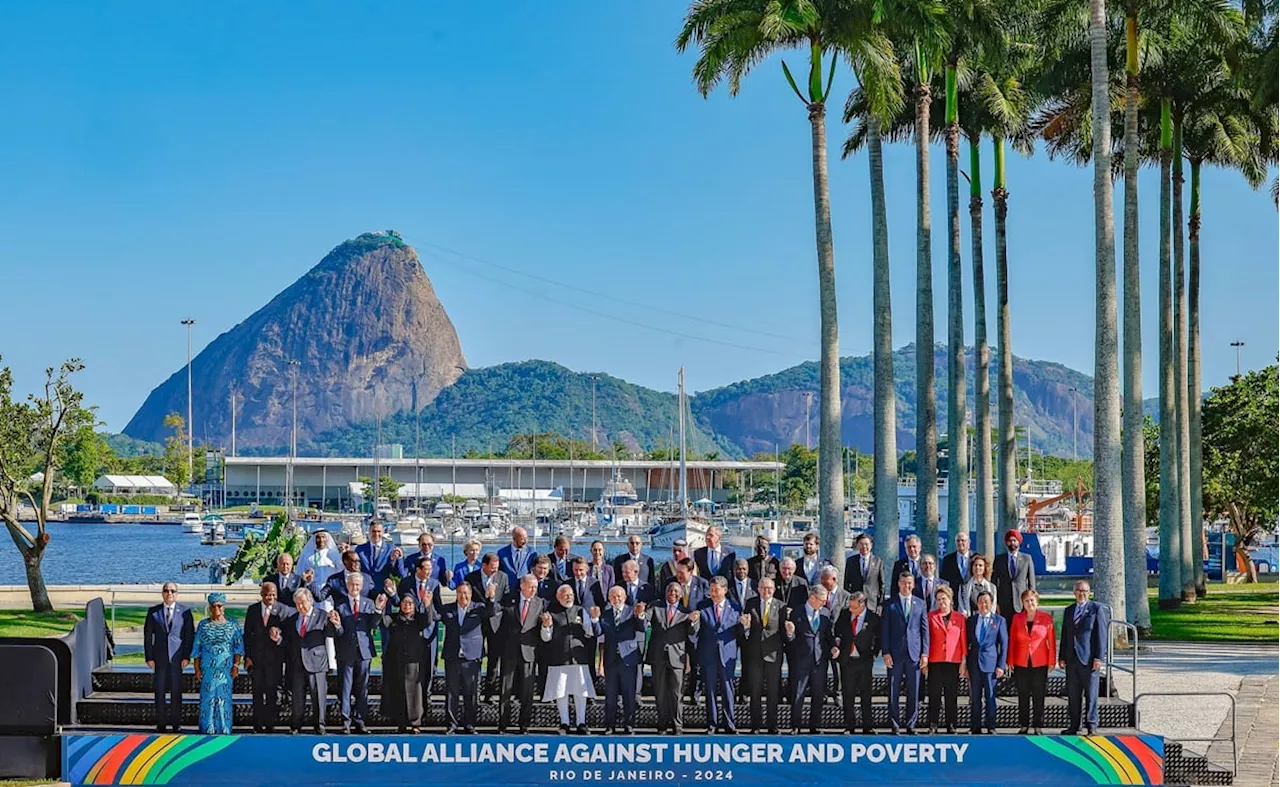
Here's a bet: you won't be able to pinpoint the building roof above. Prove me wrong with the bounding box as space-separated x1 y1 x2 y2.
93 474 176 490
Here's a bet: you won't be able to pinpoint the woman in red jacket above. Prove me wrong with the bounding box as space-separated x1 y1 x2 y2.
1009 588 1056 734
924 585 968 733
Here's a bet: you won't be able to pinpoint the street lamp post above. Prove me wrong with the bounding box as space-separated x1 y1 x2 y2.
180 318 196 493
1230 341 1245 377
288 359 299 520
591 375 598 453
229 389 237 458
1068 386 1079 460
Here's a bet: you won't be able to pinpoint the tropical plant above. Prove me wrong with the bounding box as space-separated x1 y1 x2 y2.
226 512 309 584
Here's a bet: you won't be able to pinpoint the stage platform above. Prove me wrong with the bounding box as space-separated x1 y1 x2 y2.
62 731 1173 786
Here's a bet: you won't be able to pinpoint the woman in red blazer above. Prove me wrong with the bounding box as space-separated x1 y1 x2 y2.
1009 588 1057 734
924 585 968 733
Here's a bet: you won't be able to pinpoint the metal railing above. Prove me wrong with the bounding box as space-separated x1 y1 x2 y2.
1106 617 1139 702
1135 691 1238 777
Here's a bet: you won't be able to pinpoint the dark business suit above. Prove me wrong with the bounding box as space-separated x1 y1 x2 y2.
787 605 835 732
440 599 492 731
747 554 780 583
286 606 339 733
881 594 930 731
266 572 302 608
727 577 757 608
693 599 742 732
497 543 537 586
334 596 381 730
797 555 832 586
891 557 925 589
776 575 811 611
494 593 545 731
599 604 646 731
587 561 615 593
940 550 973 590
966 613 1009 732
467 569 511 696
612 551 656 586
819 587 850 695
562 575 606 675
545 552 581 584
1060 600 1109 733
741 595 787 732
992 550 1037 625
355 540 397 586
644 602 695 733
310 570 378 604
143 603 194 731
843 553 885 611
834 608 880 733
616 579 657 607
244 600 291 731
913 576 951 612
694 546 737 581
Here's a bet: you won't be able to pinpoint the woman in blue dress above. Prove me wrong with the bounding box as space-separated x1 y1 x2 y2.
191 592 245 734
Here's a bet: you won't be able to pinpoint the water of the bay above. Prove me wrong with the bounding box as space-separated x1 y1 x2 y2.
0 523 474 585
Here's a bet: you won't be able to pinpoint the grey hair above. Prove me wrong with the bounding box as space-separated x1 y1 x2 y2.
904 534 921 546
710 576 728 589
820 565 840 580
293 588 313 604
849 590 867 605
808 585 830 600
780 557 797 569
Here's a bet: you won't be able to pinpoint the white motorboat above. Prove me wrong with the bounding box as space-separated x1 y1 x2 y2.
182 512 203 534
200 514 226 545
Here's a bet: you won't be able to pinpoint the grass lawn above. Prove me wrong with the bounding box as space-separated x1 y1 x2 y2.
0 606 248 639
1144 581 1278 643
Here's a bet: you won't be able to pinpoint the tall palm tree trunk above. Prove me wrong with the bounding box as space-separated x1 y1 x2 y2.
915 80 940 559
1188 158 1206 596
1171 116 1195 603
969 136 994 557
808 99 847 572
1088 0 1127 631
945 63 969 555
1157 98 1182 608
1121 13 1152 632
870 117 900 564
993 136 1015 560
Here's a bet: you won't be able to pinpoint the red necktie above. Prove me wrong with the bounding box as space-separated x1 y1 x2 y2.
520 599 529 623
418 583 426 604
300 615 307 636
667 607 674 626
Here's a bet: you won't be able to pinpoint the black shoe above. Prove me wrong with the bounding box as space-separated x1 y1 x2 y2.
519 727 529 734
576 724 590 735
890 728 902 736
353 725 367 734
463 727 476 735
155 725 166 733
767 728 780 736
970 729 983 735
170 726 182 733
1061 728 1078 735
446 726 459 735
290 728 300 735
863 728 876 735
1085 727 1097 736
928 726 937 735
904 728 916 735
264 727 276 734
340 726 350 734
1018 727 1029 735
984 729 996 735
315 727 326 735
724 728 738 735
789 728 800 735
945 726 956 735
558 724 570 735
623 726 635 735
1033 728 1043 735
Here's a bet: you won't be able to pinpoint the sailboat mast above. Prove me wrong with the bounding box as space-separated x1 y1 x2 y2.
678 367 688 518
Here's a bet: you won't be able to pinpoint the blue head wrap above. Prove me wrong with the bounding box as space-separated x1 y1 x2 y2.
207 592 227 606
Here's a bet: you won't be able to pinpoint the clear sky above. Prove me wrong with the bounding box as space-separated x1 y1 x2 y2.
1 1 1275 432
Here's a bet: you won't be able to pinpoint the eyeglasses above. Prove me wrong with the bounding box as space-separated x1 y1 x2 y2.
162 588 177 594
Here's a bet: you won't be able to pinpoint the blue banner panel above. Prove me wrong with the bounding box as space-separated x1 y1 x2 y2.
63 733 1164 787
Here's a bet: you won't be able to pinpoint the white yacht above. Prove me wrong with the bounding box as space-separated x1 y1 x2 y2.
182 512 203 534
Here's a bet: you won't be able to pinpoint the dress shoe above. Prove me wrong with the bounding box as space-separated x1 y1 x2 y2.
155 725 166 733
945 726 956 735
171 726 182 733
1085 727 1097 736
463 727 476 735
789 728 801 736
1061 728 1078 735
576 724 590 735
411 727 421 734
970 728 983 735
397 726 408 734
891 728 902 736
903 728 916 735
808 729 821 736
353 725 367 734
558 724 570 735
315 727 326 735
623 726 635 735
446 726 459 735
863 729 876 735
264 727 276 734
290 728 300 735
1033 728 1043 735
519 727 529 734
767 728 780 735
724 728 738 735
339 726 350 734
1018 727 1029 735
983 729 996 735
928 726 938 735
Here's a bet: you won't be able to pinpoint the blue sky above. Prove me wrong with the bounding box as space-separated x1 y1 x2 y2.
1 1 1275 432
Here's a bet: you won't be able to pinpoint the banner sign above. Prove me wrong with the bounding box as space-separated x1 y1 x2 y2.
63 733 1164 787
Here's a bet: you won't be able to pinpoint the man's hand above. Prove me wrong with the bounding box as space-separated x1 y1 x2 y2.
541 612 553 627
1058 660 1066 670
959 664 968 680
739 613 752 629
146 660 155 670
689 610 701 623
390 547 403 561
784 620 796 637
245 657 253 670
883 653 894 670
180 659 189 669
1091 659 1102 672
384 578 397 595
375 594 387 611
919 656 929 671
194 667 202 682
995 667 1005 679
634 603 647 617
830 646 840 659
445 569 454 585
302 568 315 583
328 610 341 625
423 591 433 606
487 583 497 599
268 626 281 643
589 606 601 620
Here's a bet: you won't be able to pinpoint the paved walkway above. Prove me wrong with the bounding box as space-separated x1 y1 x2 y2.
1208 676 1279 787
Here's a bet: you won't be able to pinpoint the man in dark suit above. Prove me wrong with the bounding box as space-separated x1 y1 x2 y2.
694 526 736 580
940 531 973 590
966 589 1008 734
1059 580 1109 735
599 585 646 734
617 559 657 607
308 550 377 604
692 577 742 733
244 581 292 732
143 582 194 732
833 590 880 734
563 556 606 608
612 534 656 586
545 535 579 583
266 553 302 608
914 556 950 613
775 557 810 610
881 571 930 734
497 526 537 586
740 576 787 733
728 559 756 608
532 556 560 601
798 532 833 585
398 532 451 588
746 535 780 583
641 582 695 735
355 522 402 587
843 534 885 612
816 566 850 698
466 553 510 700
494 574 545 733
333 573 386 733
785 586 836 734
993 529 1037 628
673 557 709 612
440 582 492 733
891 534 925 589
287 588 340 735
657 540 694 588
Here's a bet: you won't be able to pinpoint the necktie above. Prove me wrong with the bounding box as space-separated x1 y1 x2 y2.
851 615 861 656
903 597 911 619
683 586 689 607
418 582 426 604
762 603 770 626
628 584 636 604
960 555 968 581
300 614 308 636
1075 605 1084 624
520 599 529 623
579 581 586 601
165 607 173 629
924 579 932 604
1010 554 1017 577
861 556 867 576
739 581 746 600
667 607 674 626
910 559 917 575
810 610 819 631
262 607 270 626
714 604 721 624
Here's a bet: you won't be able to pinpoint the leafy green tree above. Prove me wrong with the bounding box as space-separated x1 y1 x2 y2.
0 357 95 611
162 412 191 490
59 419 110 493
227 512 309 584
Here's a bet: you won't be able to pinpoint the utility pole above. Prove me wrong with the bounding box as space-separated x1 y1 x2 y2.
1230 341 1245 377
591 376 598 453
229 389 237 458
180 318 196 492
1068 386 1079 460
287 359 299 520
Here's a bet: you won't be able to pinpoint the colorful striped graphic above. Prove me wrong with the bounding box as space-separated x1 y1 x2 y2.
1027 734 1165 784
67 735 240 785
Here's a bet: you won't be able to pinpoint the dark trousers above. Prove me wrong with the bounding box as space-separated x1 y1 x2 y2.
886 656 921 730
926 662 961 730
841 658 875 731
745 657 782 732
250 656 284 730
969 669 998 732
701 655 737 731
499 657 537 730
291 668 328 732
652 661 686 732
1015 665 1048 729
445 658 481 730
338 657 370 727
152 659 184 729
1065 660 1100 731
394 662 425 728
789 658 828 732
603 661 639 730
483 634 503 699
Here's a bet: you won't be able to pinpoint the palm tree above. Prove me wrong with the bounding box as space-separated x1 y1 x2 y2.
1155 97 1183 608
677 0 873 571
